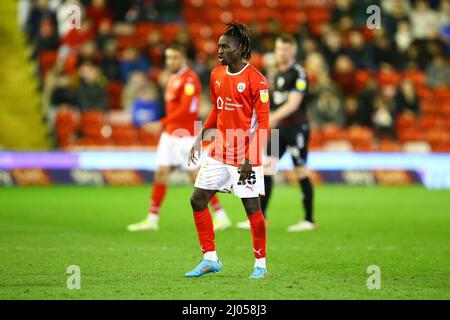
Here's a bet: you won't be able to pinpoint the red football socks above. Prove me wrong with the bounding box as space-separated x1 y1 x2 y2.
209 194 222 212
193 208 216 253
247 209 267 259
149 183 167 214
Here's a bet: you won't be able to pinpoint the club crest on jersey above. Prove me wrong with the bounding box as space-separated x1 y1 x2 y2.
237 82 246 93
184 83 195 96
260 89 269 103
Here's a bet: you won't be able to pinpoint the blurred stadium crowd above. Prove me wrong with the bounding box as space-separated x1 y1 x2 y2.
19 0 450 152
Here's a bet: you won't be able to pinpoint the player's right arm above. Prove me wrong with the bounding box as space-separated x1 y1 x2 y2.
270 68 307 128
189 72 218 165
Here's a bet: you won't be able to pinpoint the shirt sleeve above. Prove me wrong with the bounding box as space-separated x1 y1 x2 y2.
160 77 199 126
247 74 270 163
286 67 308 94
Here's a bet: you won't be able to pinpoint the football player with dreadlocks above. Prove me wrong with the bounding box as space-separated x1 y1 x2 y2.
185 22 270 279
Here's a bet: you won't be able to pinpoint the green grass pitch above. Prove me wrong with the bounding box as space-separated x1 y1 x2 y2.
0 185 449 300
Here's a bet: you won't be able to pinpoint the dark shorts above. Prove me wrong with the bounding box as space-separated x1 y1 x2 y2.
267 123 310 167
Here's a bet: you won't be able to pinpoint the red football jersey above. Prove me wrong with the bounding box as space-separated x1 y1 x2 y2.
204 64 270 167
161 68 201 136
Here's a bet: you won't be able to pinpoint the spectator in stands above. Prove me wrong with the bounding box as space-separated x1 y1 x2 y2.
358 77 379 127
120 47 151 82
77 40 100 66
395 79 420 116
100 40 121 81
61 18 95 50
33 19 60 59
144 30 167 67
26 0 57 42
332 55 358 96
297 37 319 63
426 54 450 88
409 0 440 40
322 30 346 68
122 71 151 112
373 32 403 68
405 40 431 70
42 57 66 117
344 96 364 127
331 0 358 25
382 0 410 35
174 28 197 62
436 0 450 31
395 20 414 52
50 72 78 111
259 18 283 52
131 86 161 127
312 88 345 128
125 0 159 23
86 0 114 32
346 30 375 69
372 95 396 139
304 52 329 84
77 63 108 111
95 19 115 52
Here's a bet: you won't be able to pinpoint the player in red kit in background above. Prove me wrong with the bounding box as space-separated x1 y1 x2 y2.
127 44 231 232
186 23 270 279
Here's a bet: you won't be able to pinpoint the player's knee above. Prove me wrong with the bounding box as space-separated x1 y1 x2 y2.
295 166 310 180
190 193 208 211
242 198 260 215
155 167 170 183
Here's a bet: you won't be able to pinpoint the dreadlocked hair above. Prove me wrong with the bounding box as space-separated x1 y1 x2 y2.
223 22 252 61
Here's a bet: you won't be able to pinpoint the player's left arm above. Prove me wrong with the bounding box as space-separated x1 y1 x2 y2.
269 72 307 127
240 76 270 181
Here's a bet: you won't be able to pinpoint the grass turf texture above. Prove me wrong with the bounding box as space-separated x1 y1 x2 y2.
0 185 449 300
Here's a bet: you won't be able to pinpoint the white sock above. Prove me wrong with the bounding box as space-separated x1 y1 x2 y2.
215 209 228 220
148 213 159 223
254 258 266 269
204 251 218 261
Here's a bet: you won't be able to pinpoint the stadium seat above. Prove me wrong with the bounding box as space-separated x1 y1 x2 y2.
419 115 444 130
117 35 139 50
396 113 417 130
377 140 402 152
106 81 123 110
160 24 182 45
184 0 205 7
420 99 438 114
398 128 425 143
80 111 105 140
403 70 426 88
355 70 372 93
139 128 161 147
231 8 257 24
347 126 374 151
321 125 347 141
425 129 450 146
136 23 158 40
111 125 140 146
376 70 401 87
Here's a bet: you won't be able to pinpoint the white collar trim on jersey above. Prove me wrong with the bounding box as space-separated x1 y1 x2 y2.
175 66 189 76
226 63 250 76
